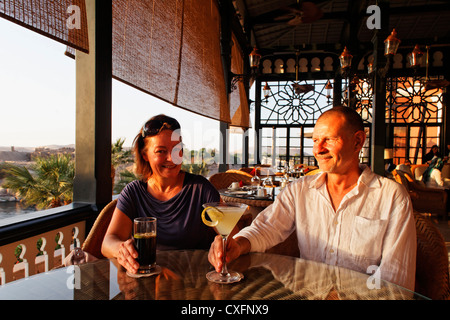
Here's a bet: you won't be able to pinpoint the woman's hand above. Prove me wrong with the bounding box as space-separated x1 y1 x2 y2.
116 238 139 274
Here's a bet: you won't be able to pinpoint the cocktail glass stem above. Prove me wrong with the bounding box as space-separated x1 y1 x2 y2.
220 236 230 277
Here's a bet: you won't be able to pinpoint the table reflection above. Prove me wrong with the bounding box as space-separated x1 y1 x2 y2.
0 250 426 300
110 251 424 300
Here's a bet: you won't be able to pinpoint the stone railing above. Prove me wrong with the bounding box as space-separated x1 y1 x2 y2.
0 203 97 285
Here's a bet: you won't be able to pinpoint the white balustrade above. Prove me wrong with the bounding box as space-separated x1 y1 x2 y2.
0 221 85 285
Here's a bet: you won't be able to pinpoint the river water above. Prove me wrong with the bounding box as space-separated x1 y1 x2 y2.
0 201 37 220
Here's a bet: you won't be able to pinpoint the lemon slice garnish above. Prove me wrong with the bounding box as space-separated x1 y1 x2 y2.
201 206 224 227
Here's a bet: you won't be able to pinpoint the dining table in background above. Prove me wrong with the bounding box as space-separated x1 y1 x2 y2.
218 187 280 219
0 250 427 301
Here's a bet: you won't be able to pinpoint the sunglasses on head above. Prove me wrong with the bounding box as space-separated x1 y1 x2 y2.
141 119 181 138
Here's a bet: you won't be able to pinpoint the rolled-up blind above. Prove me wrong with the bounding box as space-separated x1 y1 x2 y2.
0 0 89 53
1 0 250 127
112 0 230 124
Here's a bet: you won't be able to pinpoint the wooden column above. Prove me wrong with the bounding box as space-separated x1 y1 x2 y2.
255 78 262 164
218 0 232 172
442 48 450 154
370 0 389 175
73 0 112 205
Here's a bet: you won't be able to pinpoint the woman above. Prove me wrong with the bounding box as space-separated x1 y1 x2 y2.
422 156 445 187
102 114 219 274
423 145 441 163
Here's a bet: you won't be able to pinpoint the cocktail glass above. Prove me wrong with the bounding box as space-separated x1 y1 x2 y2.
202 202 248 283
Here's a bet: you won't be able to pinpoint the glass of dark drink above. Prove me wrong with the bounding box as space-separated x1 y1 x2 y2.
133 217 157 274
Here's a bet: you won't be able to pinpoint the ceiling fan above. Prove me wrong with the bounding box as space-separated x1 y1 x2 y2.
274 1 323 26
422 46 450 91
291 51 315 95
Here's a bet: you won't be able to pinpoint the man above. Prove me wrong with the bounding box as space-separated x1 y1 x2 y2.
208 106 417 290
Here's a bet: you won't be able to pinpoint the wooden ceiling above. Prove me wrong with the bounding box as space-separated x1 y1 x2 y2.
232 0 450 56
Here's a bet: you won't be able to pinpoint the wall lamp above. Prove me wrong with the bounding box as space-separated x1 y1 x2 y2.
366 29 401 78
339 47 360 96
340 29 401 78
339 46 353 78
408 44 424 68
230 46 261 92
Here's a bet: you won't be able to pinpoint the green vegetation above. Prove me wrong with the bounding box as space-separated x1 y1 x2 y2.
1 139 218 208
2 154 74 209
111 138 133 168
113 168 136 194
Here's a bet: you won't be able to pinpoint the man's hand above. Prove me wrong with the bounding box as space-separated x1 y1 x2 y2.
208 235 250 272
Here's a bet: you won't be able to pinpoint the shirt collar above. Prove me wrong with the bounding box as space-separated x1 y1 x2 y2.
309 164 381 190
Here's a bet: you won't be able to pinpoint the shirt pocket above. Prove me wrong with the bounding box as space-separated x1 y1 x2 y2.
349 216 386 265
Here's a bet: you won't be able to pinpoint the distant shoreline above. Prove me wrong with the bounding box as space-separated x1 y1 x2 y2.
0 144 75 162
0 201 36 219
0 144 75 152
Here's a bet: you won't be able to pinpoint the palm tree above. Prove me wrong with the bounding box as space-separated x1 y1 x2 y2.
111 138 132 168
181 161 210 176
111 138 133 191
2 154 74 209
114 169 137 194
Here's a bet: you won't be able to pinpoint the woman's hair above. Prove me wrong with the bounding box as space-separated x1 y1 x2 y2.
132 114 181 181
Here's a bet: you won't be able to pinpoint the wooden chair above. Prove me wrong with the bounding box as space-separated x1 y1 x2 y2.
239 167 254 174
393 170 448 220
82 199 117 259
305 168 321 176
414 211 450 300
208 171 253 190
263 211 450 300
410 164 428 180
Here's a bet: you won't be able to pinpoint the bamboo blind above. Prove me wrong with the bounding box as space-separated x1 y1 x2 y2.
1 0 249 127
112 0 231 124
0 0 89 53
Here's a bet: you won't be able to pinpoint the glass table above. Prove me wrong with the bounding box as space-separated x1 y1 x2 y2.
0 250 427 301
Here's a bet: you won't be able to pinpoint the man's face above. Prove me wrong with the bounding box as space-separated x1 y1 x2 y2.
312 114 362 174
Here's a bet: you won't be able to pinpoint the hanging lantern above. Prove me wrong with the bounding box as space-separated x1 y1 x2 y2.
367 62 374 74
384 29 401 56
350 75 359 93
263 82 271 100
249 47 261 69
325 80 332 102
325 80 333 98
339 47 353 69
408 44 423 68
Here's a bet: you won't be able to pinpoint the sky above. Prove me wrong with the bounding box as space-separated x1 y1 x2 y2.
0 18 230 151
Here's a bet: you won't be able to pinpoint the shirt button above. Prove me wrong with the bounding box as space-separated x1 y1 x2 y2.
330 249 334 253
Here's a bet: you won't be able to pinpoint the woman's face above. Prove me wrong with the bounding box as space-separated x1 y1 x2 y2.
143 130 183 179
